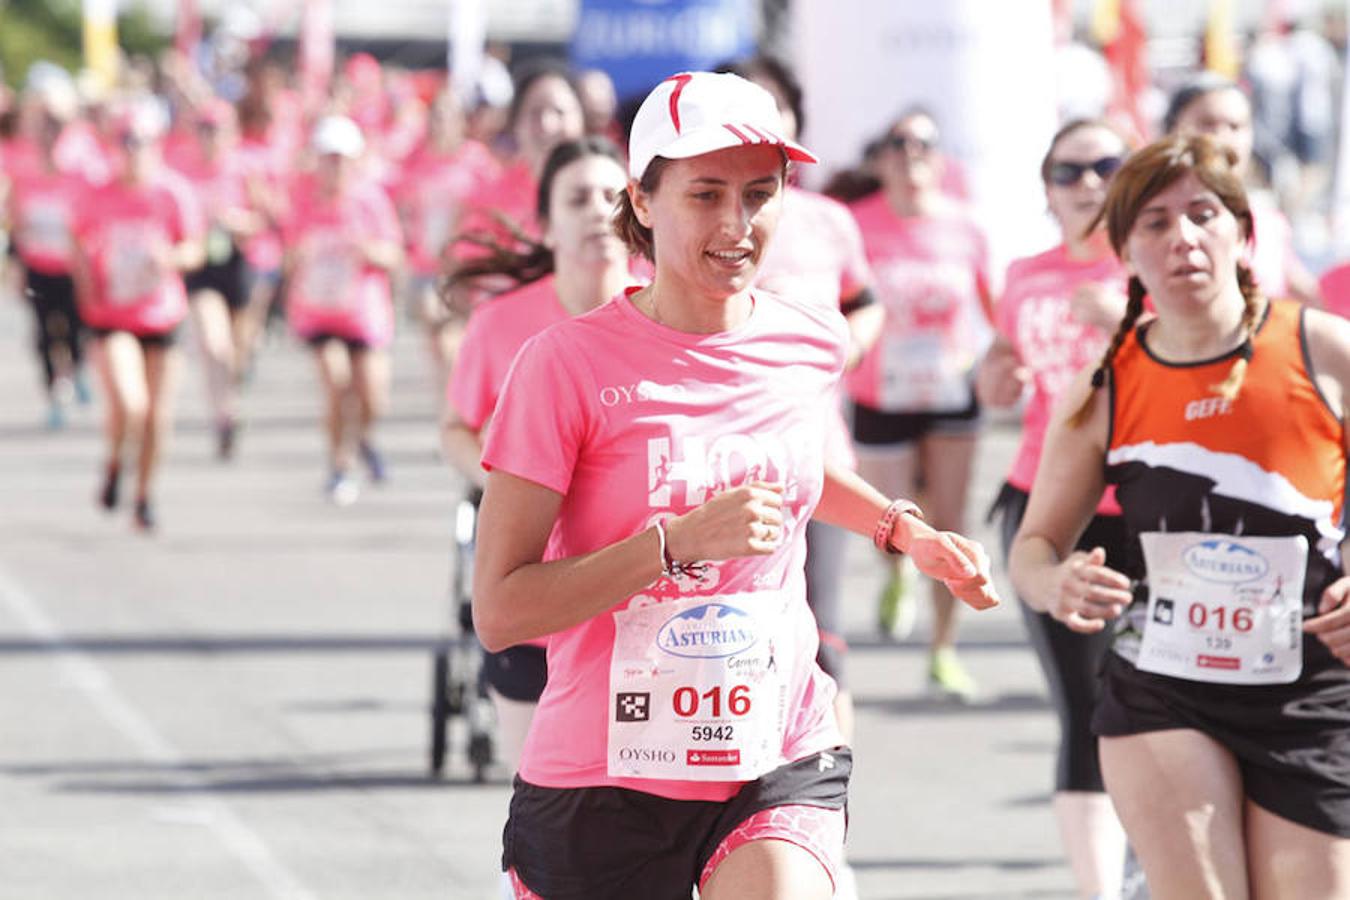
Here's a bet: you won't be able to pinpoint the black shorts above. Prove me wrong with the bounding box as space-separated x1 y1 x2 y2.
1095 651 1350 836
503 746 852 899
185 244 247 310
481 644 548 702
851 394 981 448
305 332 374 352
89 326 180 349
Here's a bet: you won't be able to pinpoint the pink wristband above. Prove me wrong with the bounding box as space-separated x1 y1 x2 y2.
873 499 923 554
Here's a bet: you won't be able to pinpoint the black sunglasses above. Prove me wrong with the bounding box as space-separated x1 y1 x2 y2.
887 134 936 155
1048 155 1123 186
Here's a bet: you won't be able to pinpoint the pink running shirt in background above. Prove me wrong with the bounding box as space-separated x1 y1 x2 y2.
396 139 500 277
481 289 848 801
71 172 204 335
997 245 1124 514
282 176 403 347
847 193 993 413
8 168 87 275
757 186 873 471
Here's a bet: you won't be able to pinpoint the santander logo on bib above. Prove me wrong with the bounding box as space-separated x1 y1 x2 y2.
658 602 757 659
1182 539 1269 584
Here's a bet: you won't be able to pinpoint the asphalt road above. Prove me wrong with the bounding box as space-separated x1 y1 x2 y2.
0 292 1078 899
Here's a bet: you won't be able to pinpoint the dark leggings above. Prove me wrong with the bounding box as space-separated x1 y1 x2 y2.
805 520 851 688
995 484 1126 793
25 269 82 389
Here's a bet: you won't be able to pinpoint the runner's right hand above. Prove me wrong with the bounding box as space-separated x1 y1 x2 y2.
1046 546 1132 633
664 482 785 562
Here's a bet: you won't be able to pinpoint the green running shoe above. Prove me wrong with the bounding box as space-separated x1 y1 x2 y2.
876 557 918 640
927 647 977 703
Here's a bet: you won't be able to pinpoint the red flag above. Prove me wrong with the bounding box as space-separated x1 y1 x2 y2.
1101 0 1150 143
175 0 202 57
299 0 335 114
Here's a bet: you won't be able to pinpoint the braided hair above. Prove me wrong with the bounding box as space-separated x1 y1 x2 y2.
1068 134 1261 427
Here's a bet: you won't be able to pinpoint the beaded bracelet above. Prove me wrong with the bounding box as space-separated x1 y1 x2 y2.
654 519 709 579
872 499 924 555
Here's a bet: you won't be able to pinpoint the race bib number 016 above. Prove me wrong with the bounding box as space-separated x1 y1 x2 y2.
608 593 789 782
1137 532 1306 685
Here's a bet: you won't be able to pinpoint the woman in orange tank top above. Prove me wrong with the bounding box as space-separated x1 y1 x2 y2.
1010 134 1350 897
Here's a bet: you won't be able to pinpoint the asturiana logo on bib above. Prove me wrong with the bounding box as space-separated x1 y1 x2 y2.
658 602 757 659
1182 539 1269 584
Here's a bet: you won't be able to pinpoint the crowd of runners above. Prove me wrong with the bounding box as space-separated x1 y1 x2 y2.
5 37 1350 900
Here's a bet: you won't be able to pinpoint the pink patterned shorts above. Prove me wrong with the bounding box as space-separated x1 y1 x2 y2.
507 803 845 898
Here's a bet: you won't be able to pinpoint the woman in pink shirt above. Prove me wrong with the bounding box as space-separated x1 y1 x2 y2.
474 71 999 900
5 79 90 429
70 99 206 532
847 109 995 700
396 88 501 409
282 115 404 505
976 119 1131 900
442 136 631 773
174 99 268 459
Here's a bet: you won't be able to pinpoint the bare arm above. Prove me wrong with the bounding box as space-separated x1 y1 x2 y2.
841 290 884 371
1008 367 1132 631
975 334 1027 408
441 408 487 490
814 461 999 610
473 472 787 652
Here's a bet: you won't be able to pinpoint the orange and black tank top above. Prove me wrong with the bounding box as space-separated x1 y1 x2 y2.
1105 299 1346 663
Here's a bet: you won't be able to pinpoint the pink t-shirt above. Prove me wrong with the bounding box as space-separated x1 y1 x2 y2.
283 177 403 347
1249 192 1296 301
169 147 252 265
997 245 1124 515
72 172 204 334
457 159 538 248
8 167 87 275
396 139 500 276
847 193 993 412
447 274 566 430
1319 263 1350 320
236 134 289 272
757 187 872 471
481 289 848 801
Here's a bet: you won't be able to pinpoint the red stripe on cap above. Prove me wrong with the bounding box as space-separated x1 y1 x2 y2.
665 73 694 134
742 124 774 143
723 124 753 144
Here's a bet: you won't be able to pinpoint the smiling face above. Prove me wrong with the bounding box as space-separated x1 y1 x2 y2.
1044 125 1126 243
631 144 785 302
543 153 628 270
1121 172 1248 312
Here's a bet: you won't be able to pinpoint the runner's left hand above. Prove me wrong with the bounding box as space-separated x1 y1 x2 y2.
1303 576 1350 664
902 518 1000 611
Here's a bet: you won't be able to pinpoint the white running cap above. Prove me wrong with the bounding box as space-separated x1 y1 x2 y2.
311 114 365 158
626 71 817 182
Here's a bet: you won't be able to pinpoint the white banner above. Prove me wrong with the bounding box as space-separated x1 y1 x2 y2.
792 0 1061 279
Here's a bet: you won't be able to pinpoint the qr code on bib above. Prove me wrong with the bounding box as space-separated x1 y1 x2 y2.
616 692 651 722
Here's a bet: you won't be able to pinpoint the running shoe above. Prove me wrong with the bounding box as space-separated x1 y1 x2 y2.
358 440 388 483
73 372 92 405
325 470 360 507
98 463 121 511
876 556 918 640
133 498 156 533
926 647 977 703
216 418 238 461
46 401 66 431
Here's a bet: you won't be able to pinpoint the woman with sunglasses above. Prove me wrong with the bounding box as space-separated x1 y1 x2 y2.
847 108 995 700
977 118 1130 899
1163 73 1322 308
1011 133 1350 897
70 98 205 531
474 71 999 899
